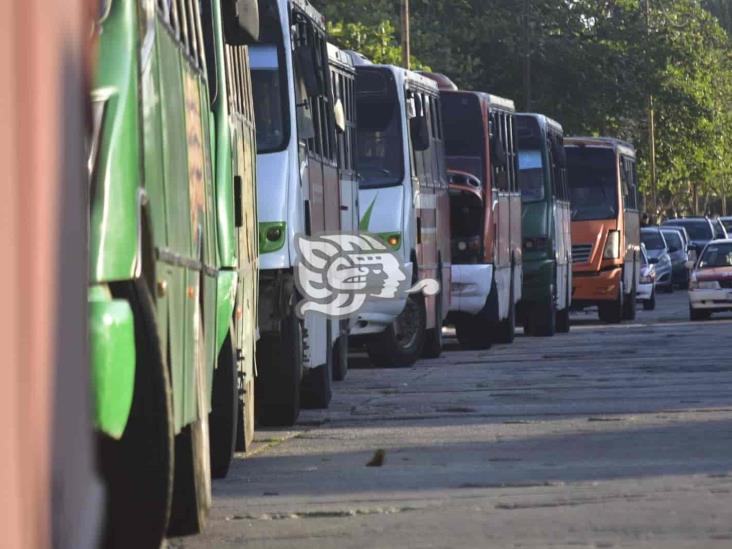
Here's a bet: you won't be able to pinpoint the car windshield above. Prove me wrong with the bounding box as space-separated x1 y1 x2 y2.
699 243 732 269
661 230 682 250
664 220 713 241
251 45 288 153
518 150 545 202
566 147 618 221
641 231 666 250
356 69 404 188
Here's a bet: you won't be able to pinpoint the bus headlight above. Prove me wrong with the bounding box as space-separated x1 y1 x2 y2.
604 230 620 259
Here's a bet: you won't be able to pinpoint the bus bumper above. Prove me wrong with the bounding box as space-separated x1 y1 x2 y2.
351 262 413 335
449 264 493 315
572 267 622 303
521 258 554 304
89 285 136 439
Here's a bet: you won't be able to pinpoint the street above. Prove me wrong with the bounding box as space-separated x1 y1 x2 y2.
173 292 732 549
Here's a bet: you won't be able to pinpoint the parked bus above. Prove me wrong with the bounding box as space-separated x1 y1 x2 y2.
89 0 258 545
515 114 572 336
251 0 358 425
351 63 451 366
426 75 522 349
565 137 640 323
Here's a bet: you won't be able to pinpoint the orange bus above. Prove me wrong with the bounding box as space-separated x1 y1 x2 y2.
565 137 640 323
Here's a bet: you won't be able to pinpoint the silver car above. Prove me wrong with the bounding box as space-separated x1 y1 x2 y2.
641 227 673 293
660 227 690 288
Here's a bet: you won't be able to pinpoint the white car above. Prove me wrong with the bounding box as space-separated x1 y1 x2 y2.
688 239 732 321
637 244 656 310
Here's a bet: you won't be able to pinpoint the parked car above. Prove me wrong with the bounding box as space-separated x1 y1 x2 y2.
660 227 691 288
662 217 715 258
719 216 732 234
688 239 732 320
637 244 656 310
641 227 673 293
711 217 729 240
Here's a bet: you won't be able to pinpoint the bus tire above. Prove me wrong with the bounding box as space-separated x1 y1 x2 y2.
301 321 333 409
367 293 426 368
532 299 556 337
455 311 492 350
598 283 624 323
255 301 303 427
209 331 237 479
332 322 349 381
422 266 444 359
623 283 637 320
168 313 212 537
493 269 516 344
100 280 173 549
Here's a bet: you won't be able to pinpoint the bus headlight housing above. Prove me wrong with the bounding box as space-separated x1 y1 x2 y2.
604 230 620 259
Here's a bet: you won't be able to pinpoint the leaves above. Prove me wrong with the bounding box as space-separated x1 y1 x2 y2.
314 0 732 216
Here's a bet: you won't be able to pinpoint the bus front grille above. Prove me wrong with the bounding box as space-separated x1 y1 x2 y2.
572 244 593 264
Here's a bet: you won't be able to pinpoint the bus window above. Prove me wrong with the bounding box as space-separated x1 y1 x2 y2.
442 94 485 183
356 69 404 188
250 45 288 153
517 149 544 202
567 147 618 221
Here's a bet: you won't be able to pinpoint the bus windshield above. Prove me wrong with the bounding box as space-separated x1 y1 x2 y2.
441 94 485 183
518 150 545 202
699 242 732 269
251 45 288 153
567 147 618 221
356 70 404 188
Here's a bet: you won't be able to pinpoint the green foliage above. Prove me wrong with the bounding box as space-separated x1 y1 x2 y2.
315 0 732 216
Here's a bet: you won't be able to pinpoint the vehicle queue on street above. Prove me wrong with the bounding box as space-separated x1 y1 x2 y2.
87 0 723 546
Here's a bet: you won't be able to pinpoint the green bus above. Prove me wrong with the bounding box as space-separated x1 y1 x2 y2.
515 113 572 336
89 0 258 545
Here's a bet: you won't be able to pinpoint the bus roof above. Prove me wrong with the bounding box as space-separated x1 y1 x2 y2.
359 64 440 96
517 113 563 135
291 0 325 30
565 136 635 158
327 43 355 71
438 89 515 112
417 71 459 91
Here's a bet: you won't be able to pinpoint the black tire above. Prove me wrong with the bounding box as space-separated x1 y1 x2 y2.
532 287 556 337
455 311 492 350
493 270 516 344
100 280 173 549
556 306 571 333
623 283 637 320
255 300 303 427
690 306 711 321
422 268 444 359
643 289 656 311
598 282 624 324
366 293 426 368
301 321 333 409
167 312 212 537
332 320 349 381
209 332 237 480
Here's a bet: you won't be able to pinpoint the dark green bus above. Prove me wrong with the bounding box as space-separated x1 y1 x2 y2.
515 113 572 336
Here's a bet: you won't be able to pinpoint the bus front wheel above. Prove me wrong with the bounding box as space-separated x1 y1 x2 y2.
598 282 624 324
367 293 426 368
100 280 173 549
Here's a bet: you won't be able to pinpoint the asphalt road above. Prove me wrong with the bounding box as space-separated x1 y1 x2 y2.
173 291 732 549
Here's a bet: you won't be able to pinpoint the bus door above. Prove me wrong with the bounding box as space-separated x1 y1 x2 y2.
330 64 358 232
291 9 329 235
620 153 640 293
505 111 522 296
409 88 438 284
490 111 511 275
549 132 571 308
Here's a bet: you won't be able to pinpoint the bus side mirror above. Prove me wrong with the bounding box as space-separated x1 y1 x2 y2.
221 0 260 45
297 101 316 140
334 99 346 134
491 135 507 168
410 115 429 151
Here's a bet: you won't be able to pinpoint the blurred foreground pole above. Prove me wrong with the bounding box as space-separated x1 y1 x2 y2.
0 0 102 547
401 0 411 69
